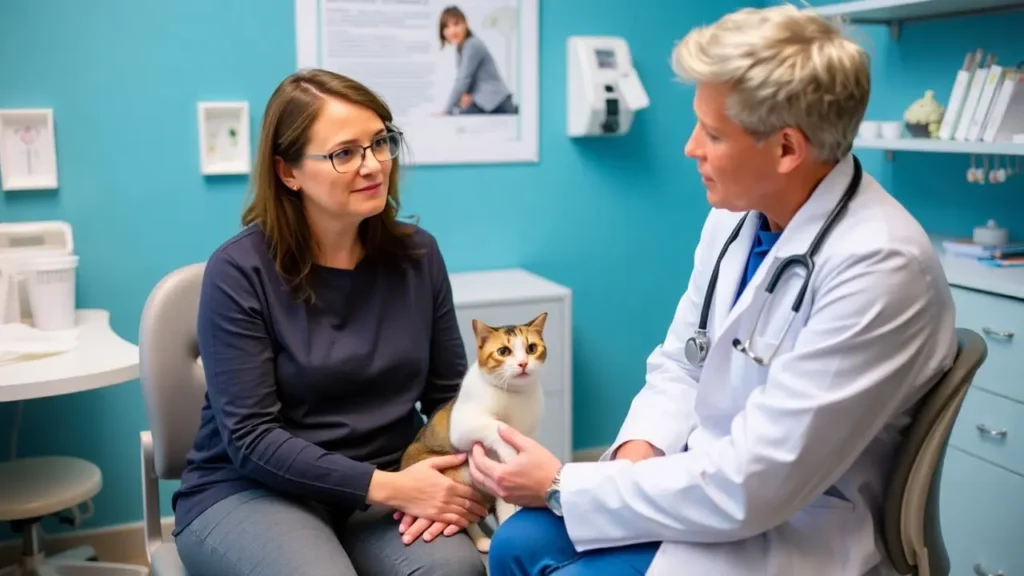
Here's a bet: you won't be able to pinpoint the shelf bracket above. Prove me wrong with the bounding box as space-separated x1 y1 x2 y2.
889 21 901 42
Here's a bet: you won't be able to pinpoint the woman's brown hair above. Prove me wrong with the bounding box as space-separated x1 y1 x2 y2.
241 68 418 302
439 5 473 49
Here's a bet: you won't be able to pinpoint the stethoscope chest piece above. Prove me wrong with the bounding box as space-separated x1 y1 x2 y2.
684 329 710 367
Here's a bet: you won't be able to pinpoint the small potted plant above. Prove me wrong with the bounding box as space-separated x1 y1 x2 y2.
903 90 944 138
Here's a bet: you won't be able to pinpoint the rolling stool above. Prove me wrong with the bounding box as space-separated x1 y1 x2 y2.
0 456 148 576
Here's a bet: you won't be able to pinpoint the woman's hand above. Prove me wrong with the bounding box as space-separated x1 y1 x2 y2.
367 453 489 529
392 511 463 545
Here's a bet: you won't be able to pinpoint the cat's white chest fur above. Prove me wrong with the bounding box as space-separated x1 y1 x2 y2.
448 363 543 464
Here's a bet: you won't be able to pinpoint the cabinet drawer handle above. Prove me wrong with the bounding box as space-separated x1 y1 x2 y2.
976 423 1008 439
982 327 1015 340
974 563 1004 576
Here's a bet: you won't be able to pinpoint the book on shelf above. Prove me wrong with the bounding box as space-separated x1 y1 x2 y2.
938 49 1023 143
981 256 1024 268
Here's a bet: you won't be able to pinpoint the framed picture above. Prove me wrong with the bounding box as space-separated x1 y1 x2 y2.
295 0 539 166
197 101 251 175
0 108 59 191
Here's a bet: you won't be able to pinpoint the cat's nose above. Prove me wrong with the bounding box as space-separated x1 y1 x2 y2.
518 362 528 370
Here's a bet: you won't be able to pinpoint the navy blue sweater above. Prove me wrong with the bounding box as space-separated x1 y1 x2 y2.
171 225 468 535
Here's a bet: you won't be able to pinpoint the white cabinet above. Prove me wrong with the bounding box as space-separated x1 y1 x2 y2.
449 268 573 463
938 284 1024 575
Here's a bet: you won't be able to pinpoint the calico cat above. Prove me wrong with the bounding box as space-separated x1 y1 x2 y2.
399 312 548 553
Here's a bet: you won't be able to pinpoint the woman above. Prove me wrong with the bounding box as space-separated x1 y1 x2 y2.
172 68 489 576
438 5 516 115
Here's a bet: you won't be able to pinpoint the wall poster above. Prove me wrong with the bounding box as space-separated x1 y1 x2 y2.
295 0 539 165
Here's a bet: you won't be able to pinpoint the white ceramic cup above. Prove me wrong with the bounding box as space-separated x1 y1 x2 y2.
858 121 880 139
880 121 903 139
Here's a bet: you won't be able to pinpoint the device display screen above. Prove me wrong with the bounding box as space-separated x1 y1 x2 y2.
595 49 617 69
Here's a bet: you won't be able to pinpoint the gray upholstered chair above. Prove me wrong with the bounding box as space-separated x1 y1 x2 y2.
882 327 987 576
138 262 207 576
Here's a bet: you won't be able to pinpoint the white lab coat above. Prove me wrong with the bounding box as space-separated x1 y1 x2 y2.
559 154 958 575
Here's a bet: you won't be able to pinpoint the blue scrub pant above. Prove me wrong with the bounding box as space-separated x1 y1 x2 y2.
488 508 660 575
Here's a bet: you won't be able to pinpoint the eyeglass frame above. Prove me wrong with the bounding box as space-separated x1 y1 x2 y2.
301 129 404 174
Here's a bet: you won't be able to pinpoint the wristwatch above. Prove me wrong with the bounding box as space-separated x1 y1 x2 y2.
545 466 563 516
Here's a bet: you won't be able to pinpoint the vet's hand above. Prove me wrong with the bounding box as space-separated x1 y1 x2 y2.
469 423 561 508
459 93 473 108
392 511 462 545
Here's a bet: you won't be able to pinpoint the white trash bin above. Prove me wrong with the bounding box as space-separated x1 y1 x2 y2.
24 253 79 331
0 221 78 331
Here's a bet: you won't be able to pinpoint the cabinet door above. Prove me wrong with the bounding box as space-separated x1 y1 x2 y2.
454 298 568 393
939 447 1024 576
951 287 1024 403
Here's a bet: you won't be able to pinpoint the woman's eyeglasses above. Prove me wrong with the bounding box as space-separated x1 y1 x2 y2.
303 131 403 174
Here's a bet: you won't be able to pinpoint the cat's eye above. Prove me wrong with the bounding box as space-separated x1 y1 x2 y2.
527 343 538 354
497 346 511 357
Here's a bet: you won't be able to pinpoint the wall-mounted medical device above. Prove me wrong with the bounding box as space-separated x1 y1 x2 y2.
567 36 650 137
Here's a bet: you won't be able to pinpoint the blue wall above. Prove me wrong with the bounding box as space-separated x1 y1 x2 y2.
0 0 750 534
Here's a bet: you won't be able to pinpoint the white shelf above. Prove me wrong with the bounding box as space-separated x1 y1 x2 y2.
854 137 1024 156
810 0 1024 23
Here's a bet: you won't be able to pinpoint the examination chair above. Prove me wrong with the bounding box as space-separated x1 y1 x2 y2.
137 262 493 576
137 262 207 576
882 327 987 576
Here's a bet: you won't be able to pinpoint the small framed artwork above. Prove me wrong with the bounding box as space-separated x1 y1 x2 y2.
197 101 251 175
0 108 59 191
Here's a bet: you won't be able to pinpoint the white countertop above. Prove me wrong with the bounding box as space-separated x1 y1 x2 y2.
0 309 140 402
938 252 1024 301
931 236 1024 301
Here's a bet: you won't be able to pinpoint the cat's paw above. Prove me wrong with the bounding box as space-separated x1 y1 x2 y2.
473 536 492 553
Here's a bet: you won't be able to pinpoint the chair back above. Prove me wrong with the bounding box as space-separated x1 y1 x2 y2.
882 327 987 575
138 262 208 480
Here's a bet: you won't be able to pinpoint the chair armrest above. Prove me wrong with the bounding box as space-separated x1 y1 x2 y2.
140 430 164 562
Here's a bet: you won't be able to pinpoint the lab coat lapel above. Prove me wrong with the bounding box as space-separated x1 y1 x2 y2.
770 154 856 262
710 212 759 342
714 154 856 342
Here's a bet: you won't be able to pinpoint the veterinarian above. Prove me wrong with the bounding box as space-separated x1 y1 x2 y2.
469 5 958 575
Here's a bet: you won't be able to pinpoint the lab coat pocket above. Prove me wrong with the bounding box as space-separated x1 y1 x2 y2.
767 495 864 575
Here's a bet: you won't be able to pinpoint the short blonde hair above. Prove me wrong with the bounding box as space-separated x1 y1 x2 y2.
672 4 870 163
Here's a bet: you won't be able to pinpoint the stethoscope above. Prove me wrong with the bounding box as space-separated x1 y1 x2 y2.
683 155 863 368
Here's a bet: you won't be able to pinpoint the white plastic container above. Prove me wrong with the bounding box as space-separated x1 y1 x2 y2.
973 219 1009 247
0 221 77 330
23 254 79 330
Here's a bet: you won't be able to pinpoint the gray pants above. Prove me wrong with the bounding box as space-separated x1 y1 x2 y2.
175 489 487 576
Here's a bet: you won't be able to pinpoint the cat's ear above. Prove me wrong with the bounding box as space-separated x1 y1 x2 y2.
471 319 496 346
526 312 547 334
